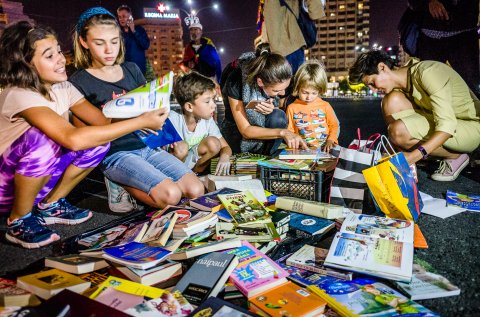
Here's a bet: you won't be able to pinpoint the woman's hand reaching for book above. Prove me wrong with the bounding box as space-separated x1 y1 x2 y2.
280 129 308 150
139 108 168 131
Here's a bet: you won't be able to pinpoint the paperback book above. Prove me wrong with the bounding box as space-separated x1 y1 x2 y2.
446 190 480 211
189 187 240 212
225 241 289 298
258 158 313 170
278 148 335 160
286 244 353 280
218 190 271 225
173 252 239 306
275 196 345 219
44 254 109 274
0 278 40 307
124 290 194 317
116 260 182 286
169 237 242 261
90 276 167 300
189 296 258 317
102 242 171 270
216 222 280 242
289 212 335 237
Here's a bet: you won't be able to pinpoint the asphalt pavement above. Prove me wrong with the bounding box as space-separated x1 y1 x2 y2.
0 98 478 316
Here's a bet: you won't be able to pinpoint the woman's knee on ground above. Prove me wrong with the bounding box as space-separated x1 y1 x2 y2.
177 173 205 198
388 120 414 150
149 179 183 207
199 136 221 156
265 109 287 129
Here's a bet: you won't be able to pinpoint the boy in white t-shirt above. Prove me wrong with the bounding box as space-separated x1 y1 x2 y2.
170 72 232 175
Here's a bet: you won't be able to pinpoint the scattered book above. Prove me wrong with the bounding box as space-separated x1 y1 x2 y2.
214 178 268 202
0 278 40 307
44 254 109 275
124 290 194 317
276 261 346 289
258 158 313 170
324 230 414 282
307 279 439 317
395 258 460 300
289 212 335 237
270 210 291 228
142 213 179 246
95 286 147 311
90 276 167 300
446 190 480 211
278 148 334 160
16 269 91 300
225 241 289 298
249 281 326 317
206 174 253 192
172 214 218 238
189 187 240 212
218 190 271 225
169 237 242 261
174 251 239 306
275 196 344 219
116 260 182 286
216 222 280 242
286 244 353 280
189 296 258 317
102 242 171 270
216 208 234 222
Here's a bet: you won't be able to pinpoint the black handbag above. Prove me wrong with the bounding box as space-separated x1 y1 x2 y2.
398 7 421 56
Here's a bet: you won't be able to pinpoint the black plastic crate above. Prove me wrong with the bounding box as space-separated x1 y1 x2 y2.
259 166 333 202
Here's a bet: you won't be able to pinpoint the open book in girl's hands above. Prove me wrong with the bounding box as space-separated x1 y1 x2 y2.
102 71 173 118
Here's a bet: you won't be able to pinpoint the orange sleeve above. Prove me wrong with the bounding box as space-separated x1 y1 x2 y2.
323 101 340 144
286 103 297 133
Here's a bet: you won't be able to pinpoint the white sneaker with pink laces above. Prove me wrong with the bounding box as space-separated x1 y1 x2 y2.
431 154 470 181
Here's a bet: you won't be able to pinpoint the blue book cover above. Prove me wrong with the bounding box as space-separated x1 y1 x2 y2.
277 261 344 288
103 242 171 269
289 212 335 236
216 208 233 222
134 118 182 148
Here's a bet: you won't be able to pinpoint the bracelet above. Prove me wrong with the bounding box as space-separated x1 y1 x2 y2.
417 146 428 160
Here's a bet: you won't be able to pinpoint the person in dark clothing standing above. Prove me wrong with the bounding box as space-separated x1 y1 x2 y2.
412 0 479 97
117 4 150 75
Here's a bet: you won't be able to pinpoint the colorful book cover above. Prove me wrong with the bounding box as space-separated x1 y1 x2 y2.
307 278 439 317
135 118 182 148
289 212 335 237
218 190 271 225
95 287 146 311
324 232 414 282
189 296 258 317
90 276 167 300
258 158 313 170
446 190 480 211
124 290 194 317
103 242 171 269
141 213 174 243
286 244 353 280
278 148 334 160
169 238 241 261
102 71 173 119
276 261 346 288
225 241 289 297
189 187 240 212
340 214 414 243
216 222 280 242
216 208 234 222
78 224 129 251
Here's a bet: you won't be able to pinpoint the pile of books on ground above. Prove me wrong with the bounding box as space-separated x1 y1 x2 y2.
1 173 459 316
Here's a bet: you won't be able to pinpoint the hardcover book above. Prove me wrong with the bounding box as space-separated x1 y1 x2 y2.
395 258 460 300
218 190 271 225
307 278 439 317
116 260 182 286
102 242 171 270
216 222 280 242
16 269 91 300
324 231 414 282
189 187 241 212
289 212 335 237
225 241 289 298
173 252 239 306
169 237 242 261
249 281 326 317
189 296 258 317
275 196 344 219
44 254 109 274
0 278 40 307
286 244 353 280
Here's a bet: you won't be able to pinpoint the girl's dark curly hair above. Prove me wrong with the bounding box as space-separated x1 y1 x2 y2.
0 20 57 97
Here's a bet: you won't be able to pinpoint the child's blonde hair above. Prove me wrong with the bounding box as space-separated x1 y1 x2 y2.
73 7 125 69
292 60 328 96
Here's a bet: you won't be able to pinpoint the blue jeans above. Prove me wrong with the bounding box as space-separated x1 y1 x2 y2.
101 147 192 195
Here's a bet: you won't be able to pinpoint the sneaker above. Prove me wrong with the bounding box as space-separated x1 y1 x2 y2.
431 154 470 181
104 177 137 213
5 213 60 248
34 198 93 225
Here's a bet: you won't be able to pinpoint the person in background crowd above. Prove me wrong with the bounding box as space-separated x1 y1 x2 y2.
116 4 150 75
349 50 480 182
220 43 307 155
180 19 222 84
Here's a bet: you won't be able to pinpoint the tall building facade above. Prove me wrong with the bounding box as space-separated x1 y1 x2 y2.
135 6 184 77
309 0 370 80
0 0 34 31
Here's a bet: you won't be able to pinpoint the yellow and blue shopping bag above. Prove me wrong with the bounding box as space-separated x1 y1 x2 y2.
362 152 423 221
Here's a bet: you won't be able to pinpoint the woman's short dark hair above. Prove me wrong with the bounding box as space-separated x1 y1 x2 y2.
349 50 395 84
0 21 57 97
245 43 292 87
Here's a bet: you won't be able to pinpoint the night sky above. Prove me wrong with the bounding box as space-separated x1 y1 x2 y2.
20 0 407 66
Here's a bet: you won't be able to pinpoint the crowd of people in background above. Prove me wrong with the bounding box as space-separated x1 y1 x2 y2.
0 1 479 249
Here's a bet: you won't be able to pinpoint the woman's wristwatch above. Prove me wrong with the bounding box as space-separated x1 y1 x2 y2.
417 145 428 160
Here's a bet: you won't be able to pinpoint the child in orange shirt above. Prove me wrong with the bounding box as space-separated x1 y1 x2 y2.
286 60 340 152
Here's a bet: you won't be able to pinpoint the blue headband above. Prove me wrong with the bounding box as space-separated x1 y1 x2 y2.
76 7 116 34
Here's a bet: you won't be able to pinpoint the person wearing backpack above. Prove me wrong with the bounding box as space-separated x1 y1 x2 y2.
259 0 325 73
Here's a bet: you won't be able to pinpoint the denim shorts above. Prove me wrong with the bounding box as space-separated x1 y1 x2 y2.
101 147 192 194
